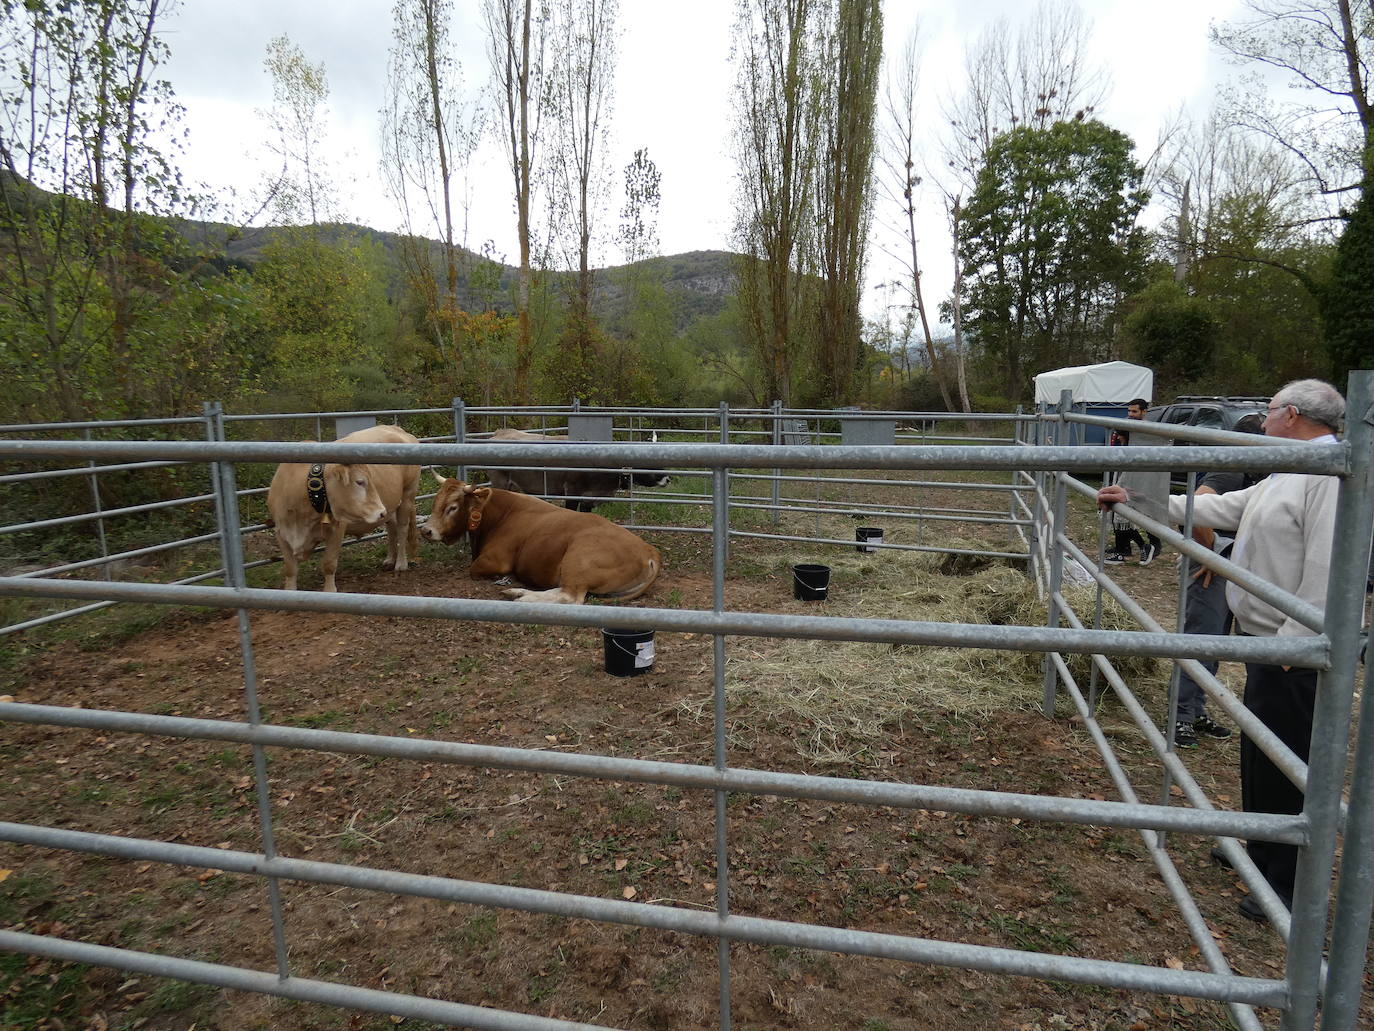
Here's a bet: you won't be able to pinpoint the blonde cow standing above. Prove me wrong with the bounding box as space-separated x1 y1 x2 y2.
266 425 421 592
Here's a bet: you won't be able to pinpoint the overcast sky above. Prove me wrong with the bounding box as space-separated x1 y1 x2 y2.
162 0 1245 326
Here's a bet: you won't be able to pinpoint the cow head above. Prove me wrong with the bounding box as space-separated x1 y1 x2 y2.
324 463 389 527
421 473 491 544
621 431 670 489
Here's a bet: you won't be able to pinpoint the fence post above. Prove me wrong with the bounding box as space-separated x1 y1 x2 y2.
770 399 782 527
452 397 467 483
202 401 292 981
83 428 110 580
711 454 733 1031
1286 370 1374 1031
719 401 730 564
1041 389 1071 715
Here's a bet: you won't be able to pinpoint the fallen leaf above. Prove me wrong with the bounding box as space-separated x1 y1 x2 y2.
622 886 637 900
0 869 11 883
545 735 558 743
614 858 629 871
1164 955 1184 970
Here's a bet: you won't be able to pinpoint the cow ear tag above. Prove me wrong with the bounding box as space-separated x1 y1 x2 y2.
467 511 482 531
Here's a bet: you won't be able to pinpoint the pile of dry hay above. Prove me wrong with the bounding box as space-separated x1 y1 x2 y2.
715 546 1163 765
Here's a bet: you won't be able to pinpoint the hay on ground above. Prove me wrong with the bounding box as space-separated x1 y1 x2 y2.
713 546 1163 764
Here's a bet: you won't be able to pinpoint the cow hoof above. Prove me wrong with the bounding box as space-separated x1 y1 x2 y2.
382 559 397 572
501 587 527 600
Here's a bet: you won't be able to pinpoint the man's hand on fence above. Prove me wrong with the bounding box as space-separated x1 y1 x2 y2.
1096 484 1128 510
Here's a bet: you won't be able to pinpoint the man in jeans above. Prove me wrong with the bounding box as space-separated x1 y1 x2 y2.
1104 398 1162 565
1171 413 1264 748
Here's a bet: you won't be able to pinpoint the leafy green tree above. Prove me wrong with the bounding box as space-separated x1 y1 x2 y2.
730 0 823 405
1123 278 1220 388
484 0 551 403
1325 168 1374 382
381 0 485 391
812 0 881 406
0 0 196 422
260 35 339 225
251 231 393 412
959 118 1148 399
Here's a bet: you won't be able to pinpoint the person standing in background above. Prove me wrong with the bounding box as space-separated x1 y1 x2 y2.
1104 399 1163 565
1170 412 1265 748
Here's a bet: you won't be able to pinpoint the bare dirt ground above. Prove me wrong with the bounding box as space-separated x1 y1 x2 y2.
1 483 1369 1031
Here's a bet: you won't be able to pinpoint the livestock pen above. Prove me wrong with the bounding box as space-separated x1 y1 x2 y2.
0 382 1371 1031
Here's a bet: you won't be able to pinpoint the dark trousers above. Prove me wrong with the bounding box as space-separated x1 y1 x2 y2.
1113 525 1160 556
1176 557 1233 721
1240 660 1317 904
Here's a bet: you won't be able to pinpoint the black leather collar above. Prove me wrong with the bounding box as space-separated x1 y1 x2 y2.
306 463 330 514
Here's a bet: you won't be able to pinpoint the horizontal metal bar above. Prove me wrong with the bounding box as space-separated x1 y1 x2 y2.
220 407 452 422
0 439 1347 475
1060 472 1326 634
0 459 188 483
0 829 1289 1006
1064 411 1274 447
736 472 1024 492
0 599 116 635
0 705 1308 843
0 576 1328 666
1057 536 1320 797
17 532 222 579
0 930 610 1031
1 490 214 535
0 416 206 432
727 528 1029 560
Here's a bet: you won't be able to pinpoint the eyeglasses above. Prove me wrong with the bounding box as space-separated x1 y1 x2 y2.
1266 402 1297 416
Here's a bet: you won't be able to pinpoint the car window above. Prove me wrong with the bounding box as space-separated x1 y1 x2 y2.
1190 408 1224 428
1163 407 1195 425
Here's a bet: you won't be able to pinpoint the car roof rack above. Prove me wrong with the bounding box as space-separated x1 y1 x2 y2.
1170 395 1269 403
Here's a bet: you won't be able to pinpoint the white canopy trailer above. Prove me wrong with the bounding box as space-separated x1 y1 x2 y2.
1033 360 1153 407
1033 361 1155 445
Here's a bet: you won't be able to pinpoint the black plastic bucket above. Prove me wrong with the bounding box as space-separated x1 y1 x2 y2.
856 526 884 553
792 563 831 601
602 627 655 677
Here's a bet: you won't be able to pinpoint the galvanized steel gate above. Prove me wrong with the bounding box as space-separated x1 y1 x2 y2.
1 378 1372 1030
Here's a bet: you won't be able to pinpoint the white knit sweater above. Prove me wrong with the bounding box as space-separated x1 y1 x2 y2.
1165 438 1339 638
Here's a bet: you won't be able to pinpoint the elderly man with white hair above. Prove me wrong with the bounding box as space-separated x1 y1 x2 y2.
1097 378 1344 923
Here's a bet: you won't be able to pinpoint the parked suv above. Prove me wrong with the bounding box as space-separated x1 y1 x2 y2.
1144 395 1269 485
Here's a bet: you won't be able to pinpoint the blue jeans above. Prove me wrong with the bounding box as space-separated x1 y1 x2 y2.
1176 556 1233 721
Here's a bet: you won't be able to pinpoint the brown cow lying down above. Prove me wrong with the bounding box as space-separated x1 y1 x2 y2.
421 475 661 604
266 425 421 592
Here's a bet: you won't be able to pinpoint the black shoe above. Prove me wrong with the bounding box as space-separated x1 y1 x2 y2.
1139 543 1157 566
1174 721 1198 748
1238 895 1268 923
1103 551 1128 565
1194 715 1233 740
1209 846 1233 869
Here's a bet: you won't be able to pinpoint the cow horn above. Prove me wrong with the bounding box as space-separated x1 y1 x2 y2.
430 467 449 485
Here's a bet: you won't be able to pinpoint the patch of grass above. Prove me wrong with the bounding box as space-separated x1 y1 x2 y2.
285 710 350 729
610 801 654 827
0 871 59 925
137 976 220 1017
526 952 565 1004
458 912 498 949
987 913 1076 953
0 952 90 1029
1102 834 1142 859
